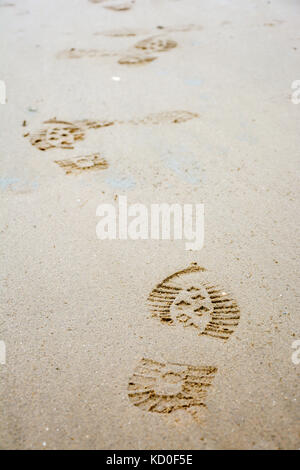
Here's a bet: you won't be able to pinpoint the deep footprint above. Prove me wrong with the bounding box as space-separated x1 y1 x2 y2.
128 358 217 414
148 263 240 340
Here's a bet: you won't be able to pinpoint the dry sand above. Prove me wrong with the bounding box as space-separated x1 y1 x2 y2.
0 0 299 450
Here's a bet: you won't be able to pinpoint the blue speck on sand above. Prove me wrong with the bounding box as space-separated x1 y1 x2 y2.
184 79 202 86
162 156 203 186
105 175 136 190
0 177 20 189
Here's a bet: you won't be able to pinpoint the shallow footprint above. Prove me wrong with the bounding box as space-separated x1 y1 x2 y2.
118 54 157 65
134 36 177 53
91 0 135 10
128 110 199 125
147 263 240 341
118 36 177 66
57 48 119 59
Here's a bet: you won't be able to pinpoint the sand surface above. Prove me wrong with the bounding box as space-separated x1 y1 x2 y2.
0 0 299 450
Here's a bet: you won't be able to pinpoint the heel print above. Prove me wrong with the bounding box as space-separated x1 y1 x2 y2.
128 358 217 414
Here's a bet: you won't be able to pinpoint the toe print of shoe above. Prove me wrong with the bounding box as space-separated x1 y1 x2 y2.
128 358 217 414
24 120 85 151
134 36 177 53
147 263 240 341
24 118 114 151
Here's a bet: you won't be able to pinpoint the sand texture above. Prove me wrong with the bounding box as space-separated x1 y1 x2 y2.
0 0 299 450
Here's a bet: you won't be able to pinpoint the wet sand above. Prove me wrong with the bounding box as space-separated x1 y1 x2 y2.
0 0 299 449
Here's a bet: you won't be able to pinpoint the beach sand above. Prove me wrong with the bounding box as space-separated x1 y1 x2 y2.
0 0 299 450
